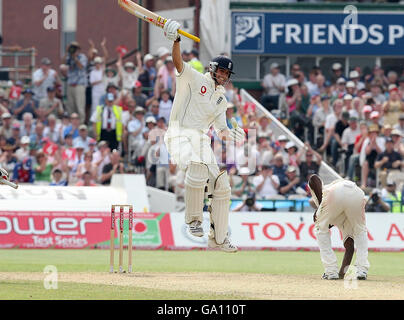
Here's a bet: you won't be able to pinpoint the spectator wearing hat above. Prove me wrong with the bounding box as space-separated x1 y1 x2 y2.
360 124 385 189
103 68 119 89
158 89 173 123
381 179 402 213
361 105 373 125
89 56 106 116
62 41 88 122
99 83 119 106
230 166 255 198
138 53 156 96
32 57 61 101
132 80 148 108
390 129 404 156
392 114 404 137
253 165 280 199
73 124 91 152
39 86 64 118
345 81 356 97
155 47 171 71
331 77 346 100
188 49 204 73
375 137 402 188
341 116 360 173
15 136 31 162
279 165 301 197
370 110 381 129
331 63 345 84
154 56 176 98
91 92 123 151
261 62 285 111
349 70 365 91
127 106 147 163
0 113 13 139
12 88 38 121
117 51 143 91
382 86 404 126
285 141 299 168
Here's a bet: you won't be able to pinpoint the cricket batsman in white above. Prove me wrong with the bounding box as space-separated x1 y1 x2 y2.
162 20 245 252
309 174 369 280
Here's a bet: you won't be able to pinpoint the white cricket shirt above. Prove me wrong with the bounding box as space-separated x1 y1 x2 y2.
168 62 228 135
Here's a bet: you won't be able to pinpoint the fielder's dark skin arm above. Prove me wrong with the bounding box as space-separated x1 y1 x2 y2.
339 237 354 279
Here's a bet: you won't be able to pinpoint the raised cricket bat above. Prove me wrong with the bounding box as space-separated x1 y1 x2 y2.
118 0 200 43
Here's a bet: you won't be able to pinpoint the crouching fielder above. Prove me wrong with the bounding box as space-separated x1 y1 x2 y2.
308 174 369 280
162 19 245 252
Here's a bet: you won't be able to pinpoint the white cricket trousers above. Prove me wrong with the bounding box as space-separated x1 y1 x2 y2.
315 180 370 274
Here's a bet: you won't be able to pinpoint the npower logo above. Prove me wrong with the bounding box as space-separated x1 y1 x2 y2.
0 217 103 236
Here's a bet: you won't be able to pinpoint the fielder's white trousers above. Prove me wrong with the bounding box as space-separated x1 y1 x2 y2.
315 180 370 274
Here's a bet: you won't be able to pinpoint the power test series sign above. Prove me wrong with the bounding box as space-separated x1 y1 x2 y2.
232 11 404 55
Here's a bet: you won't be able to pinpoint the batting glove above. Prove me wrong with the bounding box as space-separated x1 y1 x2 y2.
163 19 181 42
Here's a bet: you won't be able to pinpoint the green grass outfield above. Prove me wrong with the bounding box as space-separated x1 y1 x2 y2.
0 250 403 299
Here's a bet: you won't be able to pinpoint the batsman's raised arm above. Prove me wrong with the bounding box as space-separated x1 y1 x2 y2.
163 19 183 73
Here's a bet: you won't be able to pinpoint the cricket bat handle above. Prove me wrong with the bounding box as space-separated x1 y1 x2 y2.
178 29 200 43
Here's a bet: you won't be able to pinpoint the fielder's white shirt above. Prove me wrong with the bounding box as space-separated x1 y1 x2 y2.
168 62 228 135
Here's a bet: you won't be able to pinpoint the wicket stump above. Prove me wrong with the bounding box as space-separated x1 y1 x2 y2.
110 204 133 273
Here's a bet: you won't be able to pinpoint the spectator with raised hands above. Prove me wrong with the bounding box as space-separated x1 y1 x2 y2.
89 56 106 116
117 51 143 91
253 165 280 199
231 166 255 198
12 89 37 120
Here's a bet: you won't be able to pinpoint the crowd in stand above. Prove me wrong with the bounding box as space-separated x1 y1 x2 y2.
0 39 404 211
